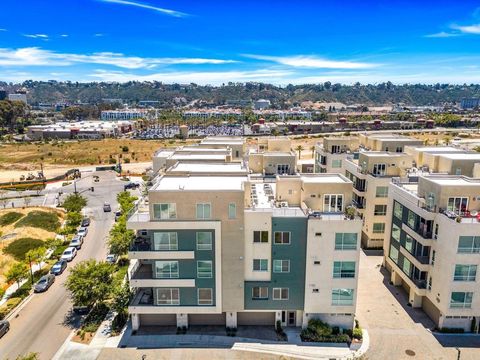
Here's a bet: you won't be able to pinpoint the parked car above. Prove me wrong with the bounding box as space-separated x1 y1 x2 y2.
0 320 9 338
124 182 140 190
69 237 83 250
34 274 55 293
77 227 88 237
72 305 89 315
114 211 122 222
81 217 90 227
106 254 118 264
103 203 111 212
61 247 77 262
50 260 67 275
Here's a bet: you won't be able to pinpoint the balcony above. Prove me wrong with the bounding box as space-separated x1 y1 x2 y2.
352 199 364 209
130 264 195 288
129 238 195 260
130 288 154 306
412 279 427 289
440 209 480 224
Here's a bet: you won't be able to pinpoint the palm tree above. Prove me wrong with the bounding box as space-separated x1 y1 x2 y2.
295 145 304 159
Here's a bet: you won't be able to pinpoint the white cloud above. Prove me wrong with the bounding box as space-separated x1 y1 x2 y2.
424 31 460 38
451 23 480 34
94 33 104 37
60 34 69 38
99 0 187 18
0 47 236 69
23 34 49 39
0 29 6 32
243 54 378 69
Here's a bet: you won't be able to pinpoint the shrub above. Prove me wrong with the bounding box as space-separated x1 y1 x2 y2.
353 328 363 340
62 194 87 213
121 146 129 152
4 237 44 260
15 211 60 232
0 212 24 226
82 303 110 334
108 158 117 164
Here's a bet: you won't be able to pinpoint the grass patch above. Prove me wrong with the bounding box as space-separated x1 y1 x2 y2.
3 237 44 261
14 211 60 232
0 212 24 226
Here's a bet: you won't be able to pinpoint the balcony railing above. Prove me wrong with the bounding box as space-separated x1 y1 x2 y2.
130 288 154 306
412 279 427 289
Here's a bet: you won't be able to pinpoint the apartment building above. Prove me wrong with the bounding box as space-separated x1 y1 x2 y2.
344 151 413 249
314 137 359 173
384 175 480 331
126 162 362 331
198 136 245 159
248 138 297 175
358 134 423 152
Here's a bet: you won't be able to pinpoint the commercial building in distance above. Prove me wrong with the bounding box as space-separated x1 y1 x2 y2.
101 109 147 121
384 175 480 332
126 146 362 331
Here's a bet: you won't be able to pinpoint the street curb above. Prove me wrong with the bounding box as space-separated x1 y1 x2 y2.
350 329 369 359
4 292 35 321
52 329 76 360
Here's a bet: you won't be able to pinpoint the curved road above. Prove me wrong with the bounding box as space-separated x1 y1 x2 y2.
0 171 125 360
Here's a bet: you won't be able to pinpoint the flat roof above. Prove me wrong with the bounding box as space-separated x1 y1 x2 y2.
168 162 247 174
300 174 349 184
360 151 406 157
438 153 480 160
169 154 227 160
200 140 244 145
176 147 229 153
152 175 246 191
424 176 480 186
410 146 462 153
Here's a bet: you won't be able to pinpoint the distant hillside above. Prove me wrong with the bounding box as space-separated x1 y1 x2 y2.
2 80 480 107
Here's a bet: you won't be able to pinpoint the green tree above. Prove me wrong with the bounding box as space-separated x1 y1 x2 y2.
65 260 115 306
116 191 137 214
295 145 304 159
25 247 46 270
66 211 83 228
108 217 135 256
61 194 87 213
6 262 28 290
15 353 39 360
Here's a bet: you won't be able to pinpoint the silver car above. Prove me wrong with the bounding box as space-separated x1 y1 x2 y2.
34 274 55 293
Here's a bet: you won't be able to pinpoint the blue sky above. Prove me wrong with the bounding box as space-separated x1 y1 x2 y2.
1 0 480 84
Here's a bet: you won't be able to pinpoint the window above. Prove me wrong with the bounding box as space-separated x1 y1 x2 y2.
253 231 269 243
402 258 412 276
196 203 211 219
389 245 399 264
253 259 268 271
333 261 356 278
395 146 403 153
447 197 468 216
405 234 414 252
458 236 480 254
274 231 291 245
450 292 473 308
372 163 386 176
373 223 385 234
273 287 289 300
332 159 342 168
431 250 436 266
273 259 290 273
252 286 268 299
332 288 354 305
155 261 179 278
196 232 212 250
153 232 178 250
228 203 236 219
391 224 401 242
454 265 477 281
335 233 358 250
153 203 176 219
197 261 213 278
407 210 416 229
428 277 432 291
394 201 403 220
375 186 388 198
198 288 213 305
324 194 343 212
374 204 387 216
156 288 179 305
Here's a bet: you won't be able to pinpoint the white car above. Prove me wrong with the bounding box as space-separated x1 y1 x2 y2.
61 247 77 262
77 227 88 237
69 237 83 250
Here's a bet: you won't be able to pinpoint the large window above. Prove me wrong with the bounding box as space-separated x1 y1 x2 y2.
153 203 176 220
391 224 401 242
454 265 477 281
405 234 414 253
254 231 269 243
253 259 268 272
333 261 356 278
153 232 178 251
402 258 412 276
274 231 291 245
332 288 354 306
197 260 213 278
272 287 289 300
372 163 386 176
374 204 387 216
273 259 290 273
198 288 213 305
458 236 480 254
389 245 399 264
324 194 343 212
375 186 388 198
331 159 342 168
447 197 468 215
252 286 268 300
196 203 211 219
373 223 385 234
156 288 179 305
155 261 179 278
407 210 416 229
196 232 212 250
394 201 403 220
450 292 473 308
334 233 358 250
228 203 236 219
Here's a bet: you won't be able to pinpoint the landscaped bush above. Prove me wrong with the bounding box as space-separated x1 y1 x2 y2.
81 303 110 334
4 237 44 260
0 212 24 226
15 211 60 232
300 319 351 343
353 328 363 340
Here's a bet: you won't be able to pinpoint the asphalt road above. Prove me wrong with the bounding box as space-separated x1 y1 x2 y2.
0 171 126 360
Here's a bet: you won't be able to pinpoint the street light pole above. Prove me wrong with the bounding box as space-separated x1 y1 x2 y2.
27 255 34 285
